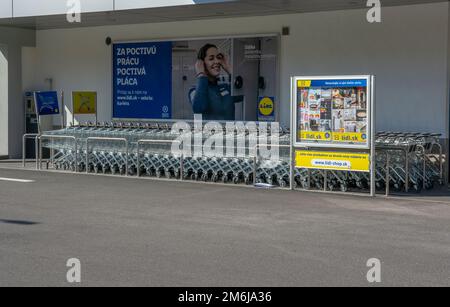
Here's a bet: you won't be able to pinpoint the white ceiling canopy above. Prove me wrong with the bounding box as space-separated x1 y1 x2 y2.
0 0 444 30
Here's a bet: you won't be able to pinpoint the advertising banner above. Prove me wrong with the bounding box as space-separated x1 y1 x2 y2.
113 41 173 119
72 91 97 115
112 35 279 121
34 91 60 116
295 76 371 149
296 150 370 172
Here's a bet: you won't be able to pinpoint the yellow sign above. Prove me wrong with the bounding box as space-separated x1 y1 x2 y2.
72 91 97 115
332 132 367 143
297 80 312 88
296 150 370 172
300 131 332 142
258 97 275 117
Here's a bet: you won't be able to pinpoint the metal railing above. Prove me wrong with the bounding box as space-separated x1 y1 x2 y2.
38 135 77 171
86 137 128 176
22 133 40 168
376 146 409 193
253 144 291 189
136 139 183 179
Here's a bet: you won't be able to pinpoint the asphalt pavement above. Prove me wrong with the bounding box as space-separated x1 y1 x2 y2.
0 167 449 287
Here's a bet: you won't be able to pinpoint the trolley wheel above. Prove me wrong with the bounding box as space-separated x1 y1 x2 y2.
233 177 240 184
280 180 287 188
340 184 348 193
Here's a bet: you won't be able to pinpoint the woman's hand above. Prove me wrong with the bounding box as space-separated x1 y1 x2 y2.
218 53 232 75
195 60 206 77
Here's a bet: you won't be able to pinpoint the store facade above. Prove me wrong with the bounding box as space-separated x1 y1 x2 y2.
0 0 449 169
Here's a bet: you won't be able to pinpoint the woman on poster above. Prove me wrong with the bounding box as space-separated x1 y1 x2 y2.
190 44 242 121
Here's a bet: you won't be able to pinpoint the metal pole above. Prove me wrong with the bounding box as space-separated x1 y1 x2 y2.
22 135 27 167
39 138 43 170
137 141 141 177
35 136 40 170
370 75 376 197
290 146 295 190
438 144 443 184
423 150 427 191
405 148 409 193
72 93 75 127
180 154 184 181
95 97 98 127
74 138 78 173
61 91 65 129
385 151 390 197
290 77 295 191
307 169 311 190
51 138 54 167
253 155 257 185
125 141 129 177
86 139 89 174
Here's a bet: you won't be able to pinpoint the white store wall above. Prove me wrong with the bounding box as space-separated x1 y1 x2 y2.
0 26 36 158
0 45 8 156
30 2 449 137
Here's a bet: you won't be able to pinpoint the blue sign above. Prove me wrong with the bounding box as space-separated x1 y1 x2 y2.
311 79 367 88
34 91 60 116
113 41 172 119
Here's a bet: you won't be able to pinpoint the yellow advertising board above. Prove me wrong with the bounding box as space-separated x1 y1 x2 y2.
72 91 97 115
296 150 370 172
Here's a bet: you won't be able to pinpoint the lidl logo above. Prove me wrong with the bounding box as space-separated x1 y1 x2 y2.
259 97 275 117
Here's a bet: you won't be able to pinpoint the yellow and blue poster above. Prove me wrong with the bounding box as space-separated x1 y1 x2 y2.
113 41 172 119
295 76 370 148
72 91 97 115
258 96 275 121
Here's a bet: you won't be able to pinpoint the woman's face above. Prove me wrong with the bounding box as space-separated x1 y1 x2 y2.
204 47 222 78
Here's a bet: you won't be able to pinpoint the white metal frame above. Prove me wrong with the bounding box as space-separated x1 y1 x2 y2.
290 75 376 197
292 75 372 150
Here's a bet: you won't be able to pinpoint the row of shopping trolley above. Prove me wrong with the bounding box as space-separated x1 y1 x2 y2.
28 122 445 194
